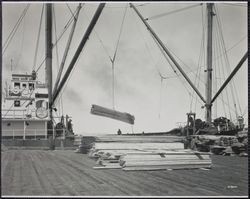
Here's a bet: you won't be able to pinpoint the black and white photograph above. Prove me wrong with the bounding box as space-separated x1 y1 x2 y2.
1 1 248 197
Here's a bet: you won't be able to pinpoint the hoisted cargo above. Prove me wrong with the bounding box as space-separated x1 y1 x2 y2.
90 104 135 125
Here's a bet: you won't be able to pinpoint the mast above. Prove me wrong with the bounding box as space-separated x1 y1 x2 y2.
205 3 214 124
45 3 53 120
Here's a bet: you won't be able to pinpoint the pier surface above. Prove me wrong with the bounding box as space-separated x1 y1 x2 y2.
1 150 248 196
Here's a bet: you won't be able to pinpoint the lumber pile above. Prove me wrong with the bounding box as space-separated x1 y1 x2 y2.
88 141 212 171
120 152 211 171
191 135 248 156
90 104 135 124
94 135 183 143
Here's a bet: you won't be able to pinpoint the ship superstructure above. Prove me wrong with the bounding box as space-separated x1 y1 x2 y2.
2 70 49 139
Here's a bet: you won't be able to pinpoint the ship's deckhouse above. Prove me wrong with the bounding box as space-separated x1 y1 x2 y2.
2 71 49 139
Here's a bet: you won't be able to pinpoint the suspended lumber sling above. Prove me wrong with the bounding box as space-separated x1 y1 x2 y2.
90 104 135 124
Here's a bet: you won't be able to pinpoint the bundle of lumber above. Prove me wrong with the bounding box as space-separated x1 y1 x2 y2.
93 135 183 143
90 104 135 124
91 142 184 151
88 141 212 171
120 152 211 171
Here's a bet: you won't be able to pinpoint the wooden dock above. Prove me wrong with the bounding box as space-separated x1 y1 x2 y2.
1 150 248 196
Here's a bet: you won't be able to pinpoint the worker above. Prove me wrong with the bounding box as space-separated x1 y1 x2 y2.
117 129 122 135
68 119 73 133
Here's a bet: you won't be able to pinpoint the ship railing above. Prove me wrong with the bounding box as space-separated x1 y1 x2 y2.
2 109 36 119
2 128 67 140
2 109 27 119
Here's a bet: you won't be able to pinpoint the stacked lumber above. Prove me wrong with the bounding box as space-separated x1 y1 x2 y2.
120 152 211 171
94 135 183 143
88 141 212 171
91 142 184 151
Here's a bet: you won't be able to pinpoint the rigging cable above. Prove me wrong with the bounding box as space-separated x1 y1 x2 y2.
66 3 75 18
33 4 44 71
53 5 62 116
215 5 243 116
158 72 167 119
81 7 113 62
145 3 202 21
213 20 228 119
53 7 79 48
221 3 247 8
2 4 30 55
215 9 234 121
132 8 204 113
35 6 79 74
192 4 205 113
16 10 26 69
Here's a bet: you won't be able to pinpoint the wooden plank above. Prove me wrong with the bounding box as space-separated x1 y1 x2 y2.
121 154 211 161
93 165 123 169
123 164 212 171
92 142 184 150
124 161 212 167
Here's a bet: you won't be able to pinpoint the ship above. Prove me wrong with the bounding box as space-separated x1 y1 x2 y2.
1 2 247 144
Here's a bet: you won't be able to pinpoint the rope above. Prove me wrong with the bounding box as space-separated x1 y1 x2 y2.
2 4 30 55
158 75 166 119
53 5 62 116
53 7 79 48
16 12 26 69
33 4 44 71
87 3 148 9
221 3 247 7
53 43 85 106
214 20 228 119
82 10 113 63
66 3 75 19
215 5 243 116
242 106 248 117
215 5 241 121
145 3 202 21
35 57 46 73
192 4 205 113
35 6 77 74
110 4 128 110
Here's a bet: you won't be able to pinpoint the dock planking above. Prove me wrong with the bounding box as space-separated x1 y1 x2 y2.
1 150 248 196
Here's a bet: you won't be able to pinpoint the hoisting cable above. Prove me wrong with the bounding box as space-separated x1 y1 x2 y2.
33 4 44 71
157 70 167 118
81 9 113 63
2 4 30 55
110 4 128 110
145 3 202 21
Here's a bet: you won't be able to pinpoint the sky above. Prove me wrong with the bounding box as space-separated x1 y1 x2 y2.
2 2 248 135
